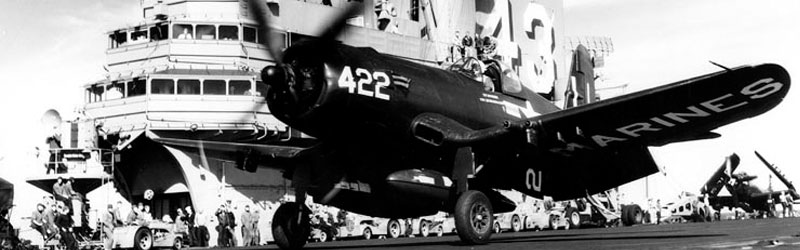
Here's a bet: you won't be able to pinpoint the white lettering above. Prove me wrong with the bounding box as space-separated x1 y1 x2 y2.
526 168 542 192
373 72 391 100
742 78 783 99
650 117 675 127
338 66 392 101
663 106 710 123
701 94 748 112
355 68 373 97
617 122 661 137
337 66 356 93
592 135 627 147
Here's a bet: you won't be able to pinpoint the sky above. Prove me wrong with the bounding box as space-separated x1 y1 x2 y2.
0 0 798 216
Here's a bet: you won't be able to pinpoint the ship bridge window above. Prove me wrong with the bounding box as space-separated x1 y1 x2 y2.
178 79 201 95
256 81 267 97
88 85 104 102
128 78 146 97
149 24 168 41
203 79 226 95
109 30 127 48
151 79 175 94
243 26 257 43
229 80 251 95
173 24 194 40
196 25 216 40
106 82 125 100
219 25 238 40
131 28 148 44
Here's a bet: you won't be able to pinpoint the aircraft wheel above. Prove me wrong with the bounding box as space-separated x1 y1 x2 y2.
511 215 522 232
548 215 558 230
454 190 493 244
419 221 430 237
272 202 310 249
632 205 643 224
435 225 444 237
133 228 152 250
318 230 328 242
363 227 372 240
387 219 402 238
493 222 501 234
566 207 581 229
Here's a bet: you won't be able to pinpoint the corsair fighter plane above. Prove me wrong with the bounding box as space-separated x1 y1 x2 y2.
187 2 791 249
702 152 799 216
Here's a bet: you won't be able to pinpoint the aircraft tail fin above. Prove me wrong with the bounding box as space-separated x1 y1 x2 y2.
564 45 595 109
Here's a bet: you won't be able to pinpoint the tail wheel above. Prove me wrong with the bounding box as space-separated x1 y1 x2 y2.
566 207 581 229
133 228 152 250
318 230 328 242
454 190 494 244
419 221 430 237
387 220 401 238
511 215 522 232
548 215 558 230
272 202 310 249
493 222 501 234
435 226 444 237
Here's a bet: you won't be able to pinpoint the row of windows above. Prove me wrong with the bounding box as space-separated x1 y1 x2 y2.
109 23 275 49
150 79 266 96
86 78 267 103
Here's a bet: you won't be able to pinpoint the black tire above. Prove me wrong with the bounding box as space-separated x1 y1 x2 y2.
419 221 430 237
632 205 643 225
133 228 152 250
493 222 501 234
272 202 310 249
363 227 372 240
621 205 631 226
387 219 401 238
435 225 444 237
511 215 522 232
566 207 581 229
172 236 183 250
454 190 493 244
548 214 558 230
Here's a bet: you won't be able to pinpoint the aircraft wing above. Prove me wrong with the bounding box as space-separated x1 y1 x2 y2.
434 64 789 200
524 64 789 152
152 137 308 159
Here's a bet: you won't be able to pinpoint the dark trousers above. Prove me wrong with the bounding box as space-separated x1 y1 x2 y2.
60 230 78 250
216 225 230 247
198 226 209 247
187 226 196 246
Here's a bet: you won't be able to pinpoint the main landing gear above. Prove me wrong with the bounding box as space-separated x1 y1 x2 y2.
454 190 494 244
451 147 494 244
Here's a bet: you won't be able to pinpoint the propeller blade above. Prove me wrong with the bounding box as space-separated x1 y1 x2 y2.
316 3 364 42
248 0 283 63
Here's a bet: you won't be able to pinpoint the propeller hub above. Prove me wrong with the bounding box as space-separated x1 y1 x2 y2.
262 65 289 90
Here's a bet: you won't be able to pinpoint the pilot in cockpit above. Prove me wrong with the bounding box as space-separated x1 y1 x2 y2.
448 57 497 92
470 62 494 92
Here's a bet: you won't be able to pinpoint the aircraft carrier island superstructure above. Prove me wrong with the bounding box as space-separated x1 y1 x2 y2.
27 0 575 245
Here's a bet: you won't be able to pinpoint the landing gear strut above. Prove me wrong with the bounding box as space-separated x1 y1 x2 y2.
450 147 494 244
